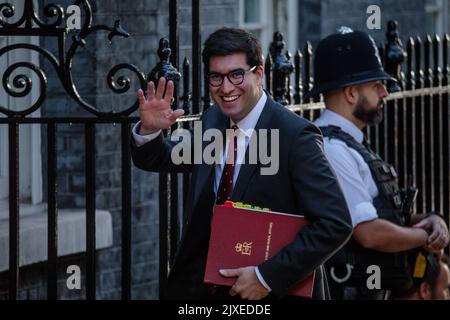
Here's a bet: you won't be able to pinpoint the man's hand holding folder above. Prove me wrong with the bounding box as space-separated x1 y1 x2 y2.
219 266 269 300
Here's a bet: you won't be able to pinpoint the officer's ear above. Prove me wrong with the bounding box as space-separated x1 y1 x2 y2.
418 281 433 300
342 86 359 106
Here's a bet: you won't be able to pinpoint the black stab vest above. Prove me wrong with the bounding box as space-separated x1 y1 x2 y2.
320 125 409 289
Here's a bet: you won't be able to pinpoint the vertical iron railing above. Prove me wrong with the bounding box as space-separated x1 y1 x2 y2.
47 123 58 300
168 0 180 299
303 41 313 104
85 123 96 300
192 0 202 115
169 0 180 273
442 35 450 226
121 123 132 300
424 36 433 212
8 122 19 300
432 35 442 214
415 36 425 213
294 49 303 105
182 58 192 229
405 37 415 194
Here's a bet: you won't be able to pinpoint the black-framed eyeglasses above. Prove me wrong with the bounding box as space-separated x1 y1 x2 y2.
207 66 257 87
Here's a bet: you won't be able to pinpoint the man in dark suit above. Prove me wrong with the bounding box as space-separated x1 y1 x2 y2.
131 28 352 300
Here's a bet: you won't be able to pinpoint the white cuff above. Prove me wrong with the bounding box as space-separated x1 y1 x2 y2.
351 201 378 227
255 266 272 292
132 121 161 147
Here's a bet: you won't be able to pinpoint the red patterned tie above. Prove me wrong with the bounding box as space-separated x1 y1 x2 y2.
216 125 238 205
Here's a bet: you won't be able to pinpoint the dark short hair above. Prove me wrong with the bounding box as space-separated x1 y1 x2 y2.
202 27 263 68
415 253 441 288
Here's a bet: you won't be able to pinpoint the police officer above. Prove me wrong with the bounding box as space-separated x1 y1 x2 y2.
308 28 449 300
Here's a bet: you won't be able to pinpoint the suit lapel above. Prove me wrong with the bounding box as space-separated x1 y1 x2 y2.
231 97 276 202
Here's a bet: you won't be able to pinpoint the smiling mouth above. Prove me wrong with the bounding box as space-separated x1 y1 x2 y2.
222 95 240 103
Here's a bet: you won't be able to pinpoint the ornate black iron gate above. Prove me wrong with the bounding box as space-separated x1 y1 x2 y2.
0 0 144 300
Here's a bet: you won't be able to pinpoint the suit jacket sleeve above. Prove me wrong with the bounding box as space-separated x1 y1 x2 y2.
258 123 352 297
131 127 194 174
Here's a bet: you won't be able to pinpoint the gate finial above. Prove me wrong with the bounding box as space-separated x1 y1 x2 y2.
269 32 294 105
385 20 406 92
148 38 181 86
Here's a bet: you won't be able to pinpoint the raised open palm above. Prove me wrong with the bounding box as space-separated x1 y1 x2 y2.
137 77 185 135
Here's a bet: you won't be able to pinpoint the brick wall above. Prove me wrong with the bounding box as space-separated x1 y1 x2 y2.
296 0 426 47
293 0 428 88
320 0 426 45
298 0 425 47
179 0 239 98
297 0 323 49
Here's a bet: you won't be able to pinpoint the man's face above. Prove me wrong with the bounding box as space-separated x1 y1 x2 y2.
208 53 263 122
352 80 388 126
431 263 450 300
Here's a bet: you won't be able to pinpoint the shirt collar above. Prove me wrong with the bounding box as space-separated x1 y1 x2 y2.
231 92 267 138
316 109 365 143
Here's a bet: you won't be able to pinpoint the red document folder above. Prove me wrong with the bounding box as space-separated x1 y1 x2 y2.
204 204 315 298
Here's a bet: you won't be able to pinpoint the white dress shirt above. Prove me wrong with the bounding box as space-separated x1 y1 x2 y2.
132 92 272 291
314 109 379 227
213 92 267 195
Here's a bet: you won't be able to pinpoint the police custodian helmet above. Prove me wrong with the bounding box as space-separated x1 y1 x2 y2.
305 27 396 99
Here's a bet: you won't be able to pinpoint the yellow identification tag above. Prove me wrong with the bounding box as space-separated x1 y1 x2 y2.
413 252 427 278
